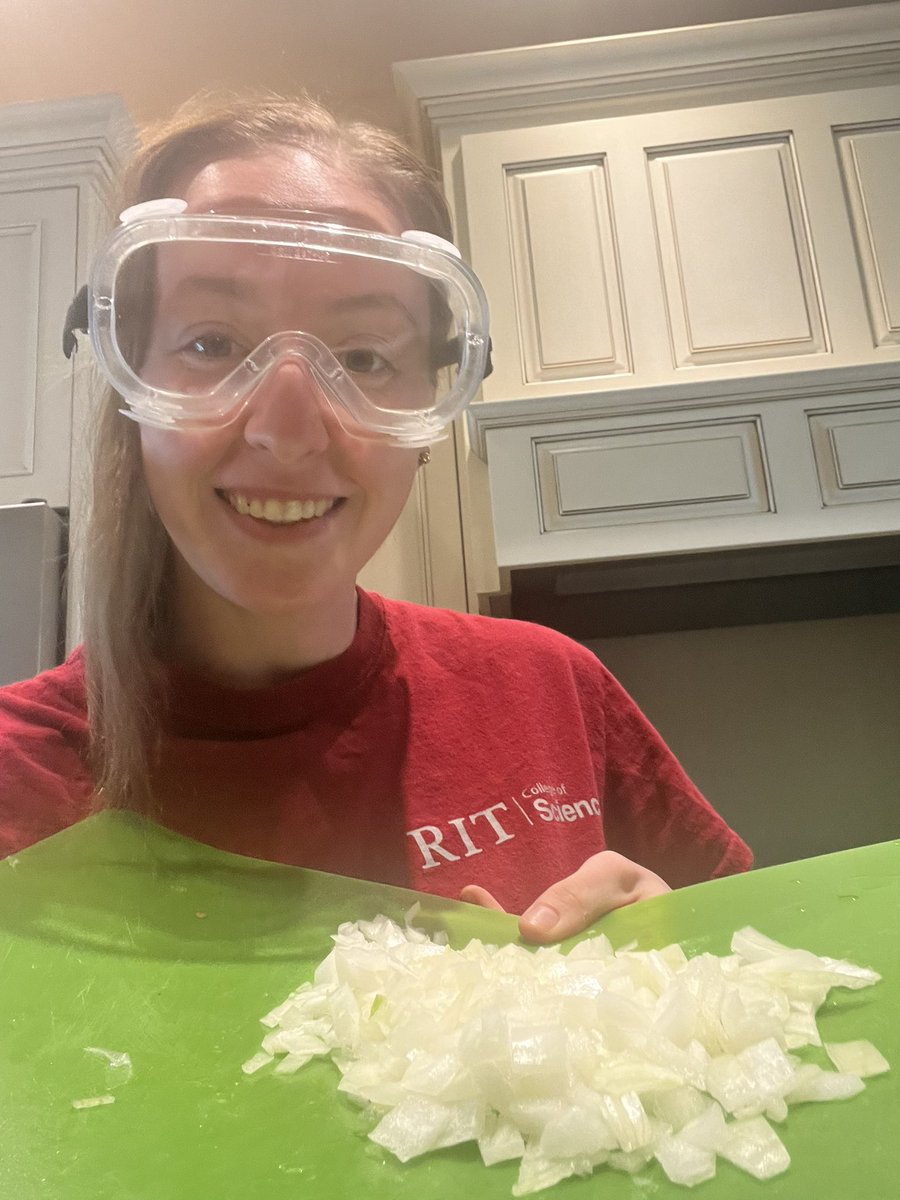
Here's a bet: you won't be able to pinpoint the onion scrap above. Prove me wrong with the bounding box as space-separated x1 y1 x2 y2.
243 919 887 1193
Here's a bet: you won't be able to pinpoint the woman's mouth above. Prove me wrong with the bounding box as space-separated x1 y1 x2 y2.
219 491 338 525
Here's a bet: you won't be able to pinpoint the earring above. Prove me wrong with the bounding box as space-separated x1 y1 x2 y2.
418 447 431 467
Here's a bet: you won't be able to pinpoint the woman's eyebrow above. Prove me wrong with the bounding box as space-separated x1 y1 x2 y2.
167 273 254 300
330 293 419 327
163 278 421 330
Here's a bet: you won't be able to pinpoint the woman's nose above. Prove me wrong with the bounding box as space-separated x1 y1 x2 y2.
242 358 336 461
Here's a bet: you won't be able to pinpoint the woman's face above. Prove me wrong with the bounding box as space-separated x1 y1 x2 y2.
138 149 422 619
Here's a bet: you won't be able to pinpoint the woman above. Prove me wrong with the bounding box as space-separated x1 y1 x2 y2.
0 93 751 942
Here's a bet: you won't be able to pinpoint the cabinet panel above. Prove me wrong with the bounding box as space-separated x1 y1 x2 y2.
536 418 771 531
647 136 827 365
0 186 78 508
506 158 630 381
835 121 900 347
460 118 666 402
0 220 40 478
809 403 900 504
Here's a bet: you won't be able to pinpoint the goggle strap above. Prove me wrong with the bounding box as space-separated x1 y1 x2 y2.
433 334 494 380
483 337 494 379
63 284 89 360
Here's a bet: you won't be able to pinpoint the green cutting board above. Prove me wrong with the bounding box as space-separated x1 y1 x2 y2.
0 813 896 1198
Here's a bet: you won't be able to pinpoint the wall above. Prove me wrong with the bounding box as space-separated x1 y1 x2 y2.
586 613 900 868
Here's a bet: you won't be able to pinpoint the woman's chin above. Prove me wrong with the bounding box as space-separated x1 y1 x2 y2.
221 582 341 618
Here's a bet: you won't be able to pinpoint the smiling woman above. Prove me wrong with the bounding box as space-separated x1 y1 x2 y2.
79 96 472 786
0 91 752 943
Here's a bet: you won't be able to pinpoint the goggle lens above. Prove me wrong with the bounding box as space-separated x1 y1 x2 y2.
113 241 462 423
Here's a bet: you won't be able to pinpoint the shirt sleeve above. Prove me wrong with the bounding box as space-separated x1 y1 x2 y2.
0 675 93 857
572 647 753 887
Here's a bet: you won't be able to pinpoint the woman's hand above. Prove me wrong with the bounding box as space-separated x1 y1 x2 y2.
459 850 670 944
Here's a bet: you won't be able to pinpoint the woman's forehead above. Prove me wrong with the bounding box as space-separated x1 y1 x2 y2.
152 241 430 321
174 148 405 235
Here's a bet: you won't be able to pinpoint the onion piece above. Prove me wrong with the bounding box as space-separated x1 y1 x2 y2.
644 1084 710 1131
83 1046 133 1090
512 1142 595 1197
679 1101 729 1151
717 1115 790 1179
369 1095 484 1162
824 1039 890 1078
655 1135 717 1187
241 1050 274 1075
71 1094 116 1110
538 1101 617 1158
784 1063 865 1103
706 1038 795 1116
478 1113 527 1165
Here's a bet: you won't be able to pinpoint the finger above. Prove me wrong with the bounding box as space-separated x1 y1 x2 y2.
459 884 506 912
519 852 669 944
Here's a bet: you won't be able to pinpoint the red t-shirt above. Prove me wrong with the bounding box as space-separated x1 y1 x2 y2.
0 591 751 912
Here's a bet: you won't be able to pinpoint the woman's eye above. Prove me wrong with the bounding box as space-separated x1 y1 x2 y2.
182 333 238 359
338 347 391 375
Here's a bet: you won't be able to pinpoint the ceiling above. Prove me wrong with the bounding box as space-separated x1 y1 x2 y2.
0 0 894 136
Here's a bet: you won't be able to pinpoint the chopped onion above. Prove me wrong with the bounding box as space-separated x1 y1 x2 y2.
244 920 887 1194
655 1134 717 1187
369 1094 484 1162
784 1062 864 1103
82 1045 133 1092
824 1039 891 1078
716 1115 790 1180
241 1050 274 1075
706 1038 796 1116
479 1112 527 1165
71 1094 116 1110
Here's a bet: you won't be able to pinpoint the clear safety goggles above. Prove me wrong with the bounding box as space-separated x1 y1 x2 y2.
63 199 491 446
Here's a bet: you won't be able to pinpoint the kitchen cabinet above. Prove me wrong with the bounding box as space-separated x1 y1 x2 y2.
481 381 900 569
395 2 900 597
0 185 78 509
463 76 900 569
0 96 131 511
461 86 899 404
0 96 132 642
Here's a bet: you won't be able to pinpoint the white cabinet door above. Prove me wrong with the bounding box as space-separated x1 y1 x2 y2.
0 185 78 508
834 119 900 348
482 391 899 569
461 84 900 405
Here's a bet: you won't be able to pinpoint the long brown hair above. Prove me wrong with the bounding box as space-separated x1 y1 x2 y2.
81 91 452 810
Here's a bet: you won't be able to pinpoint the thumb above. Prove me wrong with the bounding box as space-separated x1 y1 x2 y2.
519 852 669 944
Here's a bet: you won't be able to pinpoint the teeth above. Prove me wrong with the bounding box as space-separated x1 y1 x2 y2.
226 493 334 524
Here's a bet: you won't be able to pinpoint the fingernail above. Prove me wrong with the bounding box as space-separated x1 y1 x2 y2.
522 904 559 933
